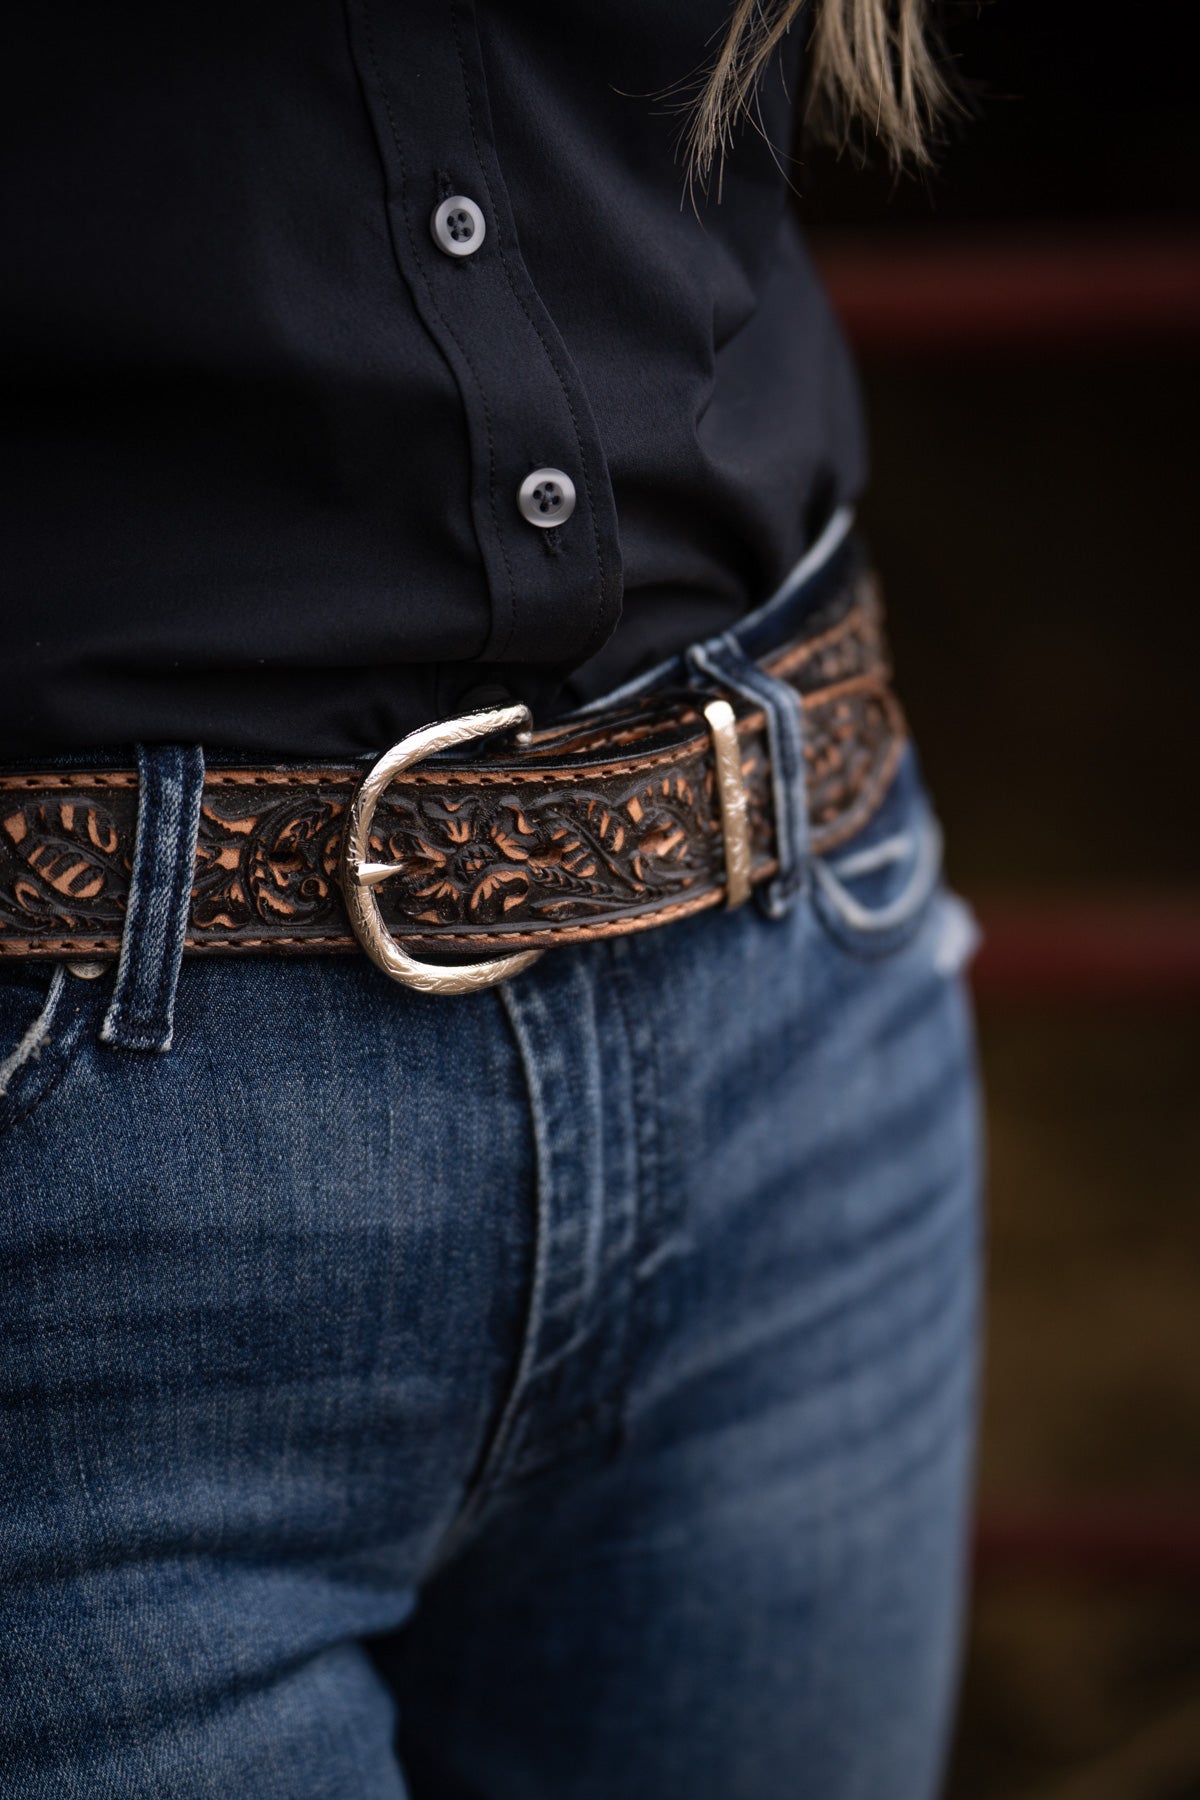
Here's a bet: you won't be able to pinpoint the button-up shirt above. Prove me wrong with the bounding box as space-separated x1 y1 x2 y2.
1 1 865 757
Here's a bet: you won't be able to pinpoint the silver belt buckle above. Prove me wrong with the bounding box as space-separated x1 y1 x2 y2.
342 704 543 996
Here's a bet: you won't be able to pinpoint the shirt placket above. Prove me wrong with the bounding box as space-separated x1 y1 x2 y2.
344 0 623 676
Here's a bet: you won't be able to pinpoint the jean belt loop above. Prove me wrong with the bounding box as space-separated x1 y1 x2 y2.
687 633 810 919
100 744 205 1054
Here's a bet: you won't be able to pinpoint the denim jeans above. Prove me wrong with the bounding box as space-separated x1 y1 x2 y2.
0 530 983 1799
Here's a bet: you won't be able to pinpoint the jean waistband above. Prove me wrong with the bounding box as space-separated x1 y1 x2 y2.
576 506 858 715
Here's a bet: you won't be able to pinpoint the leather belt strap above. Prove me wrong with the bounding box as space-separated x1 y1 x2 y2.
0 575 905 962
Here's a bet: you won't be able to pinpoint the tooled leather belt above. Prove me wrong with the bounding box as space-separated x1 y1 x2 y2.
0 573 905 991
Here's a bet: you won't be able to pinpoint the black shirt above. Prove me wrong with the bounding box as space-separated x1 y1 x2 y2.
2 2 865 758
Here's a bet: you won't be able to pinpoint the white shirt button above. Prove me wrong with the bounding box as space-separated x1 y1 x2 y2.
431 195 486 258
518 468 576 528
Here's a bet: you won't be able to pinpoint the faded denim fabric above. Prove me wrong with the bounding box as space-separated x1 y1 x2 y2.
0 537 983 1799
100 743 205 1053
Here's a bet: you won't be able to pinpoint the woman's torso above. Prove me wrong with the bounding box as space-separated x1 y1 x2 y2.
1 0 865 758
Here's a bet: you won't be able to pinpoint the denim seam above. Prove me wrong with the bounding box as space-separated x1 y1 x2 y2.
1 1050 78 1139
606 941 664 1440
0 985 102 1140
0 967 65 1098
813 815 943 939
426 978 556 1561
810 868 946 966
502 1402 621 1482
517 939 654 1456
508 1209 976 1490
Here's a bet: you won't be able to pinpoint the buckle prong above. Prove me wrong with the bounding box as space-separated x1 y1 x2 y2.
342 704 544 996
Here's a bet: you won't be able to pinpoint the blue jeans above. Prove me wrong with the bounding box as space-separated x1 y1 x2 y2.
0 539 983 1798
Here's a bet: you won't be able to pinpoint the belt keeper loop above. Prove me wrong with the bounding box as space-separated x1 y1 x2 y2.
688 635 811 918
100 744 205 1054
702 699 752 909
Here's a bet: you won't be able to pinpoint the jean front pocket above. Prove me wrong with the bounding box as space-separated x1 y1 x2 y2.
809 744 958 963
0 960 106 1139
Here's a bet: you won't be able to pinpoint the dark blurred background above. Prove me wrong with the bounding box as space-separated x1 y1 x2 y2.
798 4 1200 1795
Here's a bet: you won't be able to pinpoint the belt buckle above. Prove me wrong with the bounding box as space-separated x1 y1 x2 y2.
342 704 543 995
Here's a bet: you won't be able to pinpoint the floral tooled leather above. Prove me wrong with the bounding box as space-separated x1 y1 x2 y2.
0 580 905 957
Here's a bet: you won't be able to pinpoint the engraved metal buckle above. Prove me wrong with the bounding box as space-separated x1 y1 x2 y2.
342 704 543 996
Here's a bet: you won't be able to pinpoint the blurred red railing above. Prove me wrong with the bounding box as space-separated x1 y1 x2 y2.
971 899 1200 1003
976 1502 1200 1584
814 226 1200 355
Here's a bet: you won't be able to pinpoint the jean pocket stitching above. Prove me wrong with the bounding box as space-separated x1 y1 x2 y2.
810 807 945 961
0 968 102 1139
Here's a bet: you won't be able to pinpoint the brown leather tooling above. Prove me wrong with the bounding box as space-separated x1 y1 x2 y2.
0 575 904 962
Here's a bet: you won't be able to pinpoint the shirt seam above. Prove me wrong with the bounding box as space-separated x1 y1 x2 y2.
356 0 518 660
